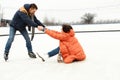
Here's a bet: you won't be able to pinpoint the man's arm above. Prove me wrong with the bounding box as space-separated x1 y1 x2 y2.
34 16 45 27
18 11 38 27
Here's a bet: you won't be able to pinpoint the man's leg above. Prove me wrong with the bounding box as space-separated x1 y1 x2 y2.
4 26 16 61
19 29 36 58
48 47 60 57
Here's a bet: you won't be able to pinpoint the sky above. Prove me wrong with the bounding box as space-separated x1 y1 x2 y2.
1 0 120 9
0 0 120 22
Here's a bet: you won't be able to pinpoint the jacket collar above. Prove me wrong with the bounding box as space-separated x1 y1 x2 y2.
19 6 29 15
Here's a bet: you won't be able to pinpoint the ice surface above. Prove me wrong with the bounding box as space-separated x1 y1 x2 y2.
0 24 120 80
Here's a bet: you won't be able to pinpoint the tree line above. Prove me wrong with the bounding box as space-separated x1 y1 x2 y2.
1 13 120 27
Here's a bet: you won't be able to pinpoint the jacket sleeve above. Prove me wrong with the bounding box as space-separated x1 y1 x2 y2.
18 11 38 27
34 16 45 27
45 29 68 41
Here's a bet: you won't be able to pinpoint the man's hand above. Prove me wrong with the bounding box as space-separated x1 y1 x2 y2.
37 26 43 31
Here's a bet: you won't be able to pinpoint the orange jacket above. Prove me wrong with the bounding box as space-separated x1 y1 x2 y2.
45 29 86 61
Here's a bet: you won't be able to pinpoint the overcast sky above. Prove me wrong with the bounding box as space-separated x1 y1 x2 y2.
1 0 120 22
1 0 120 9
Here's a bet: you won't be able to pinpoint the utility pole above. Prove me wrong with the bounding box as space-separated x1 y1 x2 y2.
0 4 1 26
0 4 4 27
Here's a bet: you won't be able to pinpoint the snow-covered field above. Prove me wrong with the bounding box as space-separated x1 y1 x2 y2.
0 24 120 80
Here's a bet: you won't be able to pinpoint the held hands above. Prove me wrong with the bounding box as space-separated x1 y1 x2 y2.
37 26 44 31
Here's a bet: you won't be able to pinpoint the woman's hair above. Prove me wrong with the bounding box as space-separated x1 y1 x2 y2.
30 3 38 9
62 24 73 33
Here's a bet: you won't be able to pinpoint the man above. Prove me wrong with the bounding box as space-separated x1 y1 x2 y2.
4 3 45 61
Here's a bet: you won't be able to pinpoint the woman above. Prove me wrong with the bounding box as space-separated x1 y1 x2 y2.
38 24 86 63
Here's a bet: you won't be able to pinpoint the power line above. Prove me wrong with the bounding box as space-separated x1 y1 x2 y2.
1 29 120 37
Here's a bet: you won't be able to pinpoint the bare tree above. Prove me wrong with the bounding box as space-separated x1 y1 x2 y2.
81 13 96 24
43 16 56 26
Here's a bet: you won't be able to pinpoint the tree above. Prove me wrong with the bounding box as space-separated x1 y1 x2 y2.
43 16 55 26
81 13 96 24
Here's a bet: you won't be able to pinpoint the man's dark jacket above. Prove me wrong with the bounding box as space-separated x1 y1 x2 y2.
10 4 45 31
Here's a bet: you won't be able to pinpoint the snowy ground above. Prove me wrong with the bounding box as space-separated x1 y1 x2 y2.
0 24 120 80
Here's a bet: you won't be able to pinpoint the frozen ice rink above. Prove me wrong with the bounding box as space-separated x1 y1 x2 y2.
0 24 120 80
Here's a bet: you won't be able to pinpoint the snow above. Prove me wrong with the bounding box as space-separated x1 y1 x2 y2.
0 24 120 80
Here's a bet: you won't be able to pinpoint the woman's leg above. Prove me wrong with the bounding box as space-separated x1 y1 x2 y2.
48 47 60 57
63 55 76 63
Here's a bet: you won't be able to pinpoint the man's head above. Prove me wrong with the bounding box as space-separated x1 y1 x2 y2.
62 24 73 33
28 3 38 15
24 3 38 15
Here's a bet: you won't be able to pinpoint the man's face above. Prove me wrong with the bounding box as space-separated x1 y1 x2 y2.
29 8 37 15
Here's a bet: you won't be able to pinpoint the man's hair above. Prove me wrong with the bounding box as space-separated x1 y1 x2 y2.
62 24 73 33
30 3 38 9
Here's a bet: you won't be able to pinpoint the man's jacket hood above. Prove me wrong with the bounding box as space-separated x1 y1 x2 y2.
24 4 31 11
19 4 31 15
